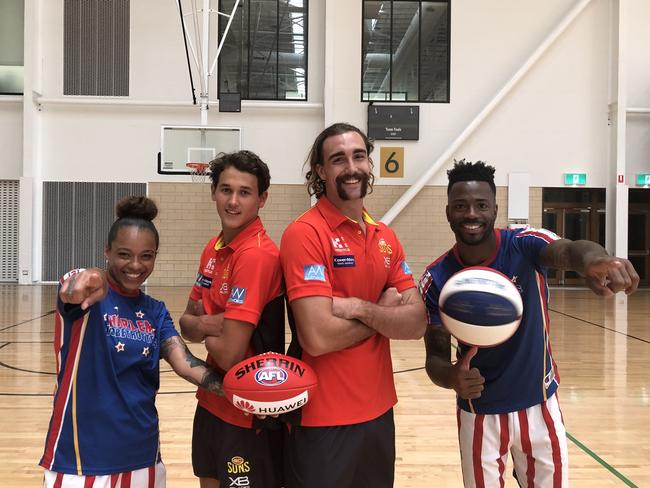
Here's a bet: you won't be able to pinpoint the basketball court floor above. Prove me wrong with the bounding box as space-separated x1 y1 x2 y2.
1 284 648 487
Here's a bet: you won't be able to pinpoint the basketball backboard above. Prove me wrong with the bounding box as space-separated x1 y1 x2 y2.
158 125 241 174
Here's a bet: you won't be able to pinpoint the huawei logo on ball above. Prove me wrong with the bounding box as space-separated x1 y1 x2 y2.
234 400 256 413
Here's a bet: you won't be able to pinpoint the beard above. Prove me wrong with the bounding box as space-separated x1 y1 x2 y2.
335 171 370 201
452 220 495 246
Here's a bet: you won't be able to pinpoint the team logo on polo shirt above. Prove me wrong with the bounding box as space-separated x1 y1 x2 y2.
228 287 247 304
331 236 351 252
333 255 355 267
195 273 212 288
304 264 326 282
378 238 393 254
401 260 412 275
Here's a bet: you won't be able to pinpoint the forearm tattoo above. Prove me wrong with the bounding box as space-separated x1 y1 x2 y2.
65 274 79 298
161 336 224 395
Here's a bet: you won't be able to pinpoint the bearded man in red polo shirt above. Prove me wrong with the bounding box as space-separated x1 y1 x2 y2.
280 123 427 488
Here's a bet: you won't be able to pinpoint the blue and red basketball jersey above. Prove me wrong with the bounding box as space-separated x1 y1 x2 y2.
420 227 561 414
40 279 178 475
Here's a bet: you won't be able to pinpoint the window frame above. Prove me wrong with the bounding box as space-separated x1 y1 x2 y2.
360 0 451 103
217 0 309 102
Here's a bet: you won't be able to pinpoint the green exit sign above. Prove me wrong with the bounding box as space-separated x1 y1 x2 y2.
564 173 587 186
637 174 650 186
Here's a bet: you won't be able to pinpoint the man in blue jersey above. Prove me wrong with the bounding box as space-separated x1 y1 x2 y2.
420 160 639 487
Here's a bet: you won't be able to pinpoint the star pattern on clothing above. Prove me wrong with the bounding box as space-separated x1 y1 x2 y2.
142 347 150 357
135 310 145 319
115 342 125 352
511 275 518 284
103 313 108 321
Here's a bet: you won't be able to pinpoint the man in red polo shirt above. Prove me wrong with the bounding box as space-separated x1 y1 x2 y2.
179 150 285 488
280 123 427 487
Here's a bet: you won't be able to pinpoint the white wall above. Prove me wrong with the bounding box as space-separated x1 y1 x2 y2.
0 101 23 178
35 0 325 183
4 0 650 281
625 0 650 181
325 0 612 188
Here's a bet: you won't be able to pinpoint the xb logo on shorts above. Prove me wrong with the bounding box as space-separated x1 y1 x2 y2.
255 366 288 386
228 476 250 487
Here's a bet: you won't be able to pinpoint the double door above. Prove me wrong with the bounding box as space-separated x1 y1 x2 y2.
542 206 605 286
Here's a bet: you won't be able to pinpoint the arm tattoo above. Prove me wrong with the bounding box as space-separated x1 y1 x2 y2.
161 336 224 395
66 274 79 298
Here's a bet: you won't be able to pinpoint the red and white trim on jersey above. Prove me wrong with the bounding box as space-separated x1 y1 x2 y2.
42 312 90 474
534 270 560 401
457 394 568 488
516 228 559 244
43 462 166 488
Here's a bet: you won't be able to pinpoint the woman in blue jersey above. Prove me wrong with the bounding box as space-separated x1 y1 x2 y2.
40 196 224 488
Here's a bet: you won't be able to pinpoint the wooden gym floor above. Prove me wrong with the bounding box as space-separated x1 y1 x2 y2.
1 284 648 487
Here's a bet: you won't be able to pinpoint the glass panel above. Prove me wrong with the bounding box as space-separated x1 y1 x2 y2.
598 212 605 247
420 1 449 102
628 214 646 250
219 0 307 100
391 2 420 101
564 211 589 280
278 0 306 99
0 0 24 94
219 0 249 97
630 189 650 205
629 256 646 280
248 0 278 99
362 1 391 101
542 210 558 233
542 188 605 204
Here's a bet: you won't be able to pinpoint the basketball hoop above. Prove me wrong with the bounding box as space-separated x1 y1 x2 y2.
186 162 210 183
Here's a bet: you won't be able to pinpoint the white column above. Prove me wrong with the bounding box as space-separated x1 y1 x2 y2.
19 0 42 283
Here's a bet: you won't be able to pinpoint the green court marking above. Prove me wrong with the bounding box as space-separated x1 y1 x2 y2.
566 432 638 487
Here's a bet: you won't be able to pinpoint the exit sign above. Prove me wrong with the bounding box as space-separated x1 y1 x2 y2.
564 173 586 186
636 174 650 186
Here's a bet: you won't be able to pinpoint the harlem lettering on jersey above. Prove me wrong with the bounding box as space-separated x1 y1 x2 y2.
105 312 156 344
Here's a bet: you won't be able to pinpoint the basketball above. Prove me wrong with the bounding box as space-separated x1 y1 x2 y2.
223 352 318 416
439 266 523 347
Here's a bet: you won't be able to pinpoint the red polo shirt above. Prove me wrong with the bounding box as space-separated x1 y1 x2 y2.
280 196 416 426
190 217 283 428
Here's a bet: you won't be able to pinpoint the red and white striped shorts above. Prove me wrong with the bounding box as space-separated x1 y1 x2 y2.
457 394 568 488
43 462 166 488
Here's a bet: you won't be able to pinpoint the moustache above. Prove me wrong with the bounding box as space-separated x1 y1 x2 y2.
335 171 370 185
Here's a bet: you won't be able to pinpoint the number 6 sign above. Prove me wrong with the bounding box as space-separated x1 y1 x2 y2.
379 147 404 178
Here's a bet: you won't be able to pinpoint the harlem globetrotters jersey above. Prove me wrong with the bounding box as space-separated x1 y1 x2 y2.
420 227 561 415
40 274 179 475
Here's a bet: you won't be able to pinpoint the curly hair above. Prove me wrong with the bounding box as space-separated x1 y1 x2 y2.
108 196 159 249
304 123 375 199
208 150 270 195
447 159 496 195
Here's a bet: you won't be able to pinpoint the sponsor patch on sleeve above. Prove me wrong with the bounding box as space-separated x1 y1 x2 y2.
228 287 247 304
401 260 412 275
333 255 355 268
303 264 326 282
195 273 213 288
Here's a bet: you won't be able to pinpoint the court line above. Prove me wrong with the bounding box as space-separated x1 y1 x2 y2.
566 432 639 487
0 310 56 332
548 308 650 344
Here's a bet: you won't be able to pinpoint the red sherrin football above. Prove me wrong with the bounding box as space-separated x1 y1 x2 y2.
223 352 318 416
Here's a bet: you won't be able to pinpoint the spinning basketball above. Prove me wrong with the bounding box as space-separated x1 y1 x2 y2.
223 352 318 416
439 266 523 347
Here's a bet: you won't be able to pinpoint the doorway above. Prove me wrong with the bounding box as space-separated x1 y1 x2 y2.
542 188 605 286
629 189 649 287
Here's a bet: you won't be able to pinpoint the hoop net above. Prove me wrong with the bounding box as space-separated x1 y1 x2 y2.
186 162 210 183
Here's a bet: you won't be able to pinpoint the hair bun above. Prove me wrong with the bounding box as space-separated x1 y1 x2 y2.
115 196 158 221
